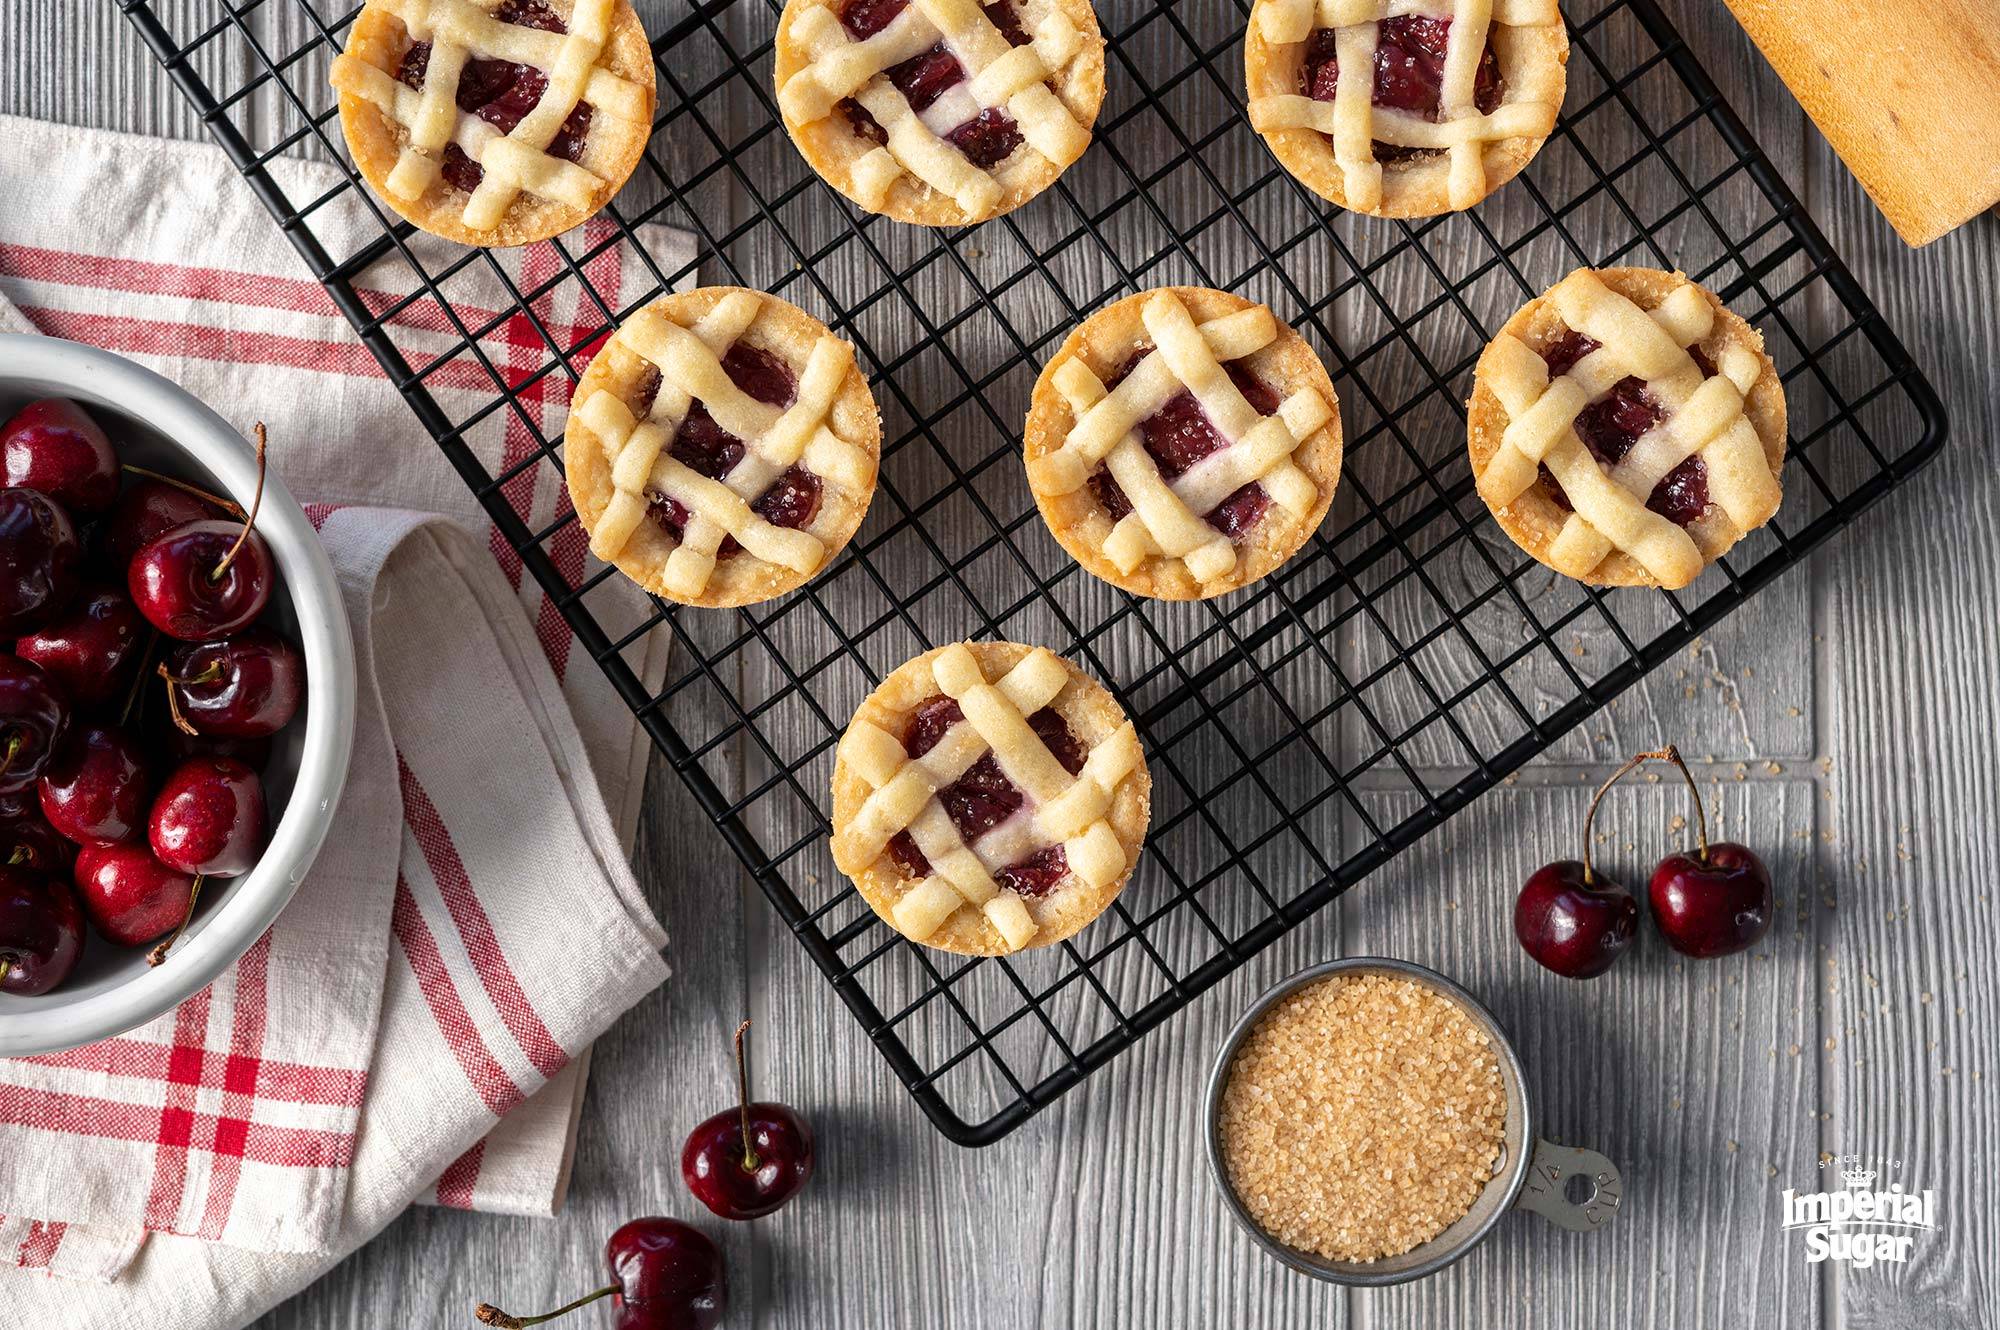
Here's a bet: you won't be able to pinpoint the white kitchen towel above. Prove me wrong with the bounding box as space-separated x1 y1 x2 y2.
0 108 689 1306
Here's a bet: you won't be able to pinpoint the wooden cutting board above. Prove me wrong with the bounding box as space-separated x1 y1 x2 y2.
1721 0 2000 245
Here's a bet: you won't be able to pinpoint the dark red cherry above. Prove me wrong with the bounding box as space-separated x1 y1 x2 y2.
945 107 1025 168
476 1217 726 1330
39 724 151 846
162 628 303 738
1649 842 1773 959
0 488 82 635
0 868 84 995
100 477 224 570
14 584 148 709
681 1020 814 1220
1514 860 1638 979
0 814 75 874
148 756 266 877
0 399 120 515
146 704 272 771
73 840 198 948
0 656 69 796
129 520 273 640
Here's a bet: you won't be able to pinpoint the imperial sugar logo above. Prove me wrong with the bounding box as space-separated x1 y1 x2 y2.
1780 1155 1938 1269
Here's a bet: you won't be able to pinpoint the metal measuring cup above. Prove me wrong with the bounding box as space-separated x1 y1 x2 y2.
1203 957 1622 1286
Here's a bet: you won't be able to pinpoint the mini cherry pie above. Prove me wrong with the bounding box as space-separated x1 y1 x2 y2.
331 0 656 246
774 0 1106 226
1245 0 1568 218
832 641 1150 955
1023 287 1343 600
1468 267 1787 589
563 286 882 608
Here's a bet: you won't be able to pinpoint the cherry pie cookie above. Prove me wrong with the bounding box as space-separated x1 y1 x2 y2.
331 0 656 246
1023 287 1343 600
563 287 882 608
1245 0 1568 218
832 641 1150 955
774 0 1106 226
1468 267 1787 589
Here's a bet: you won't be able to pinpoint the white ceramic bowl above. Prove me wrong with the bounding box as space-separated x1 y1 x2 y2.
0 335 355 1055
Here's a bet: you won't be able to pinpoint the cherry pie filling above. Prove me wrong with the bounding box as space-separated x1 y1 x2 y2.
884 695 1088 898
833 0 1039 171
1533 327 1718 528
634 348 826 557
1300 16 1502 165
1084 348 1287 542
394 0 594 195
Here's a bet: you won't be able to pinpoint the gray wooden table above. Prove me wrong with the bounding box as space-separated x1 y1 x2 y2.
9 1 1998 1326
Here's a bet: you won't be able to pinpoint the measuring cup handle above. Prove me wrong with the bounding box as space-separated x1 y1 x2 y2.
1515 1139 1623 1231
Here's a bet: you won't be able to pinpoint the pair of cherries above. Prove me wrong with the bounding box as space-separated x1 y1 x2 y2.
1515 745 1774 979
0 401 298 997
476 1022 814 1330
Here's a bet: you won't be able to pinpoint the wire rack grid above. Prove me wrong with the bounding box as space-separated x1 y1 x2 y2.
119 0 1946 1144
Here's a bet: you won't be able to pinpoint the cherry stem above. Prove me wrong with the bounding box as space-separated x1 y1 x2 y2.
120 465 246 520
7 848 25 867
0 958 10 986
210 422 267 584
1581 746 1709 881
735 1018 758 1173
158 660 222 737
0 733 23 784
474 1284 621 1329
121 631 161 729
1655 743 1710 863
147 876 205 967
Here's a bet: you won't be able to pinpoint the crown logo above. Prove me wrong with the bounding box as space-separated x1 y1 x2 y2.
1843 1165 1877 1188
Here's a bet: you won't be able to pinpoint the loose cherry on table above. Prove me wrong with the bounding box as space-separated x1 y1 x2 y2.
0 399 121 515
0 487 82 635
14 583 148 710
148 755 266 878
39 723 152 846
128 424 273 640
0 867 85 995
1513 752 1645 980
681 1019 815 1221
160 627 303 739
73 841 203 960
1645 745 1774 958
0 655 70 797
475 1217 727 1330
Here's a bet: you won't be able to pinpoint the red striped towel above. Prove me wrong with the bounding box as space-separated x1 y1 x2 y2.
0 111 681 1321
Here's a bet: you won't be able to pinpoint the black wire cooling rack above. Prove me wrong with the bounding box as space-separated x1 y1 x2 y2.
120 0 1947 1143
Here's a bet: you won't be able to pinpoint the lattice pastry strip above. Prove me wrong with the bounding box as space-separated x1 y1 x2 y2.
774 0 1103 225
1244 0 1565 217
833 644 1144 953
1028 291 1332 588
1473 269 1784 587
330 0 652 236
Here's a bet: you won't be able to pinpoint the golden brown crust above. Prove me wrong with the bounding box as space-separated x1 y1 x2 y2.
773 0 1106 226
1022 287 1344 600
1466 266 1788 588
1243 0 1568 218
830 641 1151 956
562 286 882 608
335 0 657 247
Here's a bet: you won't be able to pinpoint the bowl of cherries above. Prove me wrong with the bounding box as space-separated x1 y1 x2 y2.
0 336 354 1055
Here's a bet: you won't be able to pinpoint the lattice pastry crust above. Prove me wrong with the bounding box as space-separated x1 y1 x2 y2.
774 0 1106 226
1245 0 1568 218
1467 266 1788 589
832 642 1151 955
332 0 656 246
1023 287 1344 600
563 286 882 608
